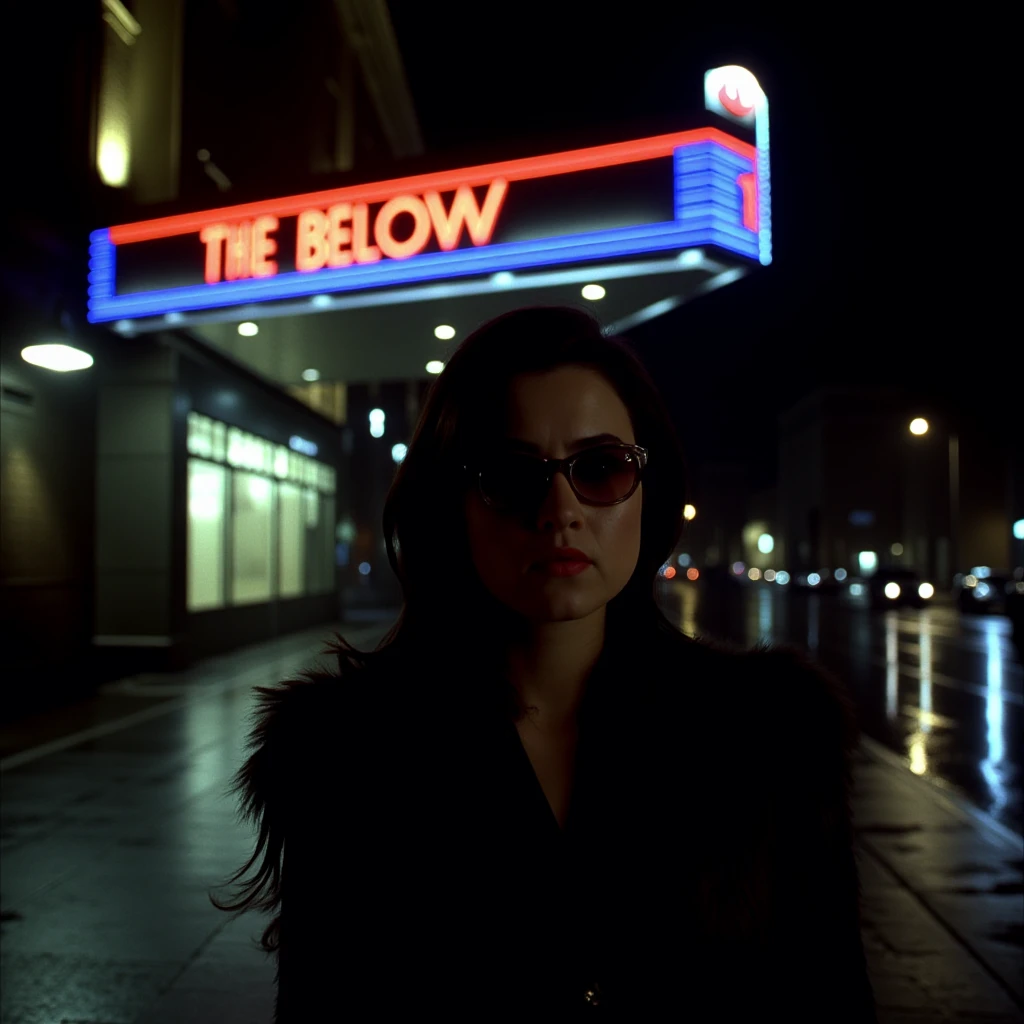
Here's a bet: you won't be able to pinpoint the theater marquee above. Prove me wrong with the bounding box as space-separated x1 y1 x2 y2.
88 66 771 326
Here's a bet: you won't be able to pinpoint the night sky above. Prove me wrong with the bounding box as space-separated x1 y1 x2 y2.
386 9 1001 484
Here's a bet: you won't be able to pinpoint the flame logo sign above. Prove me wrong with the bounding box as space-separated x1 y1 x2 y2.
718 84 754 117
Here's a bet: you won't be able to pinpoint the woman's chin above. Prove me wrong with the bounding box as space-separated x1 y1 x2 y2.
518 592 604 624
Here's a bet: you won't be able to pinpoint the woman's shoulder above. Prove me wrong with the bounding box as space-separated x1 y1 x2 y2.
647 632 860 815
666 634 858 748
234 640 411 812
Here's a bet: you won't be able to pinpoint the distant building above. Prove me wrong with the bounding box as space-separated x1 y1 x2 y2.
778 388 1015 586
676 462 749 568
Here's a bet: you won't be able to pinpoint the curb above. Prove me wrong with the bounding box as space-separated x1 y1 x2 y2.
858 734 1023 852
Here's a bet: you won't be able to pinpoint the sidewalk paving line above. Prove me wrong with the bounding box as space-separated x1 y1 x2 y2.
0 621 392 775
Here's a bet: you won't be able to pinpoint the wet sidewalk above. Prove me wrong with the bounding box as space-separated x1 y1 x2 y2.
1 621 1022 1023
852 738 1023 1023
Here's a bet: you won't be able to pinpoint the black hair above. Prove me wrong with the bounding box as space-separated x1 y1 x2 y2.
210 305 690 950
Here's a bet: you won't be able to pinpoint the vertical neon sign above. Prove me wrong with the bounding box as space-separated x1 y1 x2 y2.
704 65 772 266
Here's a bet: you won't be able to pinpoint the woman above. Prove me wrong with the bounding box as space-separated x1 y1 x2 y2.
211 306 878 1021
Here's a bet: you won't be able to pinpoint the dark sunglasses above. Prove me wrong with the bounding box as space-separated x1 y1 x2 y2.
463 443 648 512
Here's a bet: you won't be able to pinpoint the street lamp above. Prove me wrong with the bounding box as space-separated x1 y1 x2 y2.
908 417 959 584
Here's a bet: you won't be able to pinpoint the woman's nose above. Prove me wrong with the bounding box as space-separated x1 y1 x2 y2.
533 468 583 528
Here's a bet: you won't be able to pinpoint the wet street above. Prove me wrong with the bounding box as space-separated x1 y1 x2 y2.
659 579 1024 837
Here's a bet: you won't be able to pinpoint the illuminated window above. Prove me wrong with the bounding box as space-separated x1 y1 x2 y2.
313 495 336 593
231 472 275 605
185 411 337 609
187 412 213 458
187 460 227 611
278 482 305 599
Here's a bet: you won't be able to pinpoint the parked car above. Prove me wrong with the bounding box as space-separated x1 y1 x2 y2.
954 568 1021 615
846 566 935 610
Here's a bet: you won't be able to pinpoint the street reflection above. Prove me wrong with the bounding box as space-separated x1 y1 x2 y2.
758 587 772 641
744 585 775 647
885 612 899 722
980 620 1008 819
807 594 819 653
906 612 933 776
918 615 933 734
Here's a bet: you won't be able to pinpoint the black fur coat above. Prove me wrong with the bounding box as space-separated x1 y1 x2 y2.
229 631 878 1022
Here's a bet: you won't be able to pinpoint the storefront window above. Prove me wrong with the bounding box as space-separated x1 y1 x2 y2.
278 482 305 599
187 459 227 611
318 495 336 593
232 472 275 605
186 412 337 612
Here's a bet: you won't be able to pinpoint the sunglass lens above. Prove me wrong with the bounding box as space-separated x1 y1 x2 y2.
573 448 639 503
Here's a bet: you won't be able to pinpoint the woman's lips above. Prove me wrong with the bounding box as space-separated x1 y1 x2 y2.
534 560 592 577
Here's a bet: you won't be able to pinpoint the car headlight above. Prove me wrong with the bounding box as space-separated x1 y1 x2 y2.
884 582 901 599
918 582 934 599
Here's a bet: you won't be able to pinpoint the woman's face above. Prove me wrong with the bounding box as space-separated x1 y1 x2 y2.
464 365 643 624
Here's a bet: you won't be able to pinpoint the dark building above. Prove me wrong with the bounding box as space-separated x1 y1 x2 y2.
778 388 1016 585
1 0 421 716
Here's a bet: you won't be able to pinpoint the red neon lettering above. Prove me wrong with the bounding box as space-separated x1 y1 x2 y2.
253 215 279 277
113 130 755 247
352 203 380 263
200 223 229 283
327 203 353 267
224 220 252 281
424 180 507 250
737 172 758 232
292 181 506 273
296 210 329 272
375 195 432 260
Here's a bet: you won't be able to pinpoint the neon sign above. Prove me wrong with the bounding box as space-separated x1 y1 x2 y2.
704 65 771 265
195 181 508 283
88 83 772 325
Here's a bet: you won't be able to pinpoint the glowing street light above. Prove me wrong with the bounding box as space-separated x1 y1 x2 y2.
908 417 959 581
21 344 94 372
369 408 385 438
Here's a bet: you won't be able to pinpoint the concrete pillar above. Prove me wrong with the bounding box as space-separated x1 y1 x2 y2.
94 345 178 662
